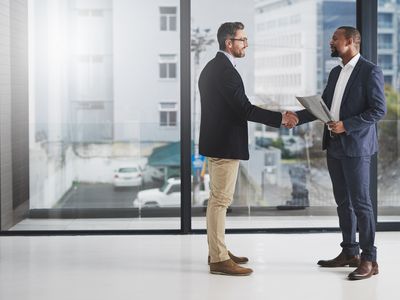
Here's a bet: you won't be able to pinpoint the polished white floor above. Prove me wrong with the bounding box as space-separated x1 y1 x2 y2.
0 232 398 300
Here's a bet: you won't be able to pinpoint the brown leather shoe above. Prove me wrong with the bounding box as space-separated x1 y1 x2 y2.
348 261 379 280
208 251 249 265
209 258 253 276
317 251 360 267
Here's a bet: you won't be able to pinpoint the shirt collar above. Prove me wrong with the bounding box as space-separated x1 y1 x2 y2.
340 53 360 69
218 50 236 67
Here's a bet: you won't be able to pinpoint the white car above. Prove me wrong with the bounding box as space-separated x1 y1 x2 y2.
133 175 210 208
281 135 306 155
113 166 143 188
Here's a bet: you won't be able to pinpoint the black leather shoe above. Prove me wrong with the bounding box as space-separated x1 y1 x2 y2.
348 261 379 280
317 251 360 267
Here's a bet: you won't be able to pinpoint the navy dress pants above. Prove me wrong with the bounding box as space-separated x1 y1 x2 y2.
326 137 377 262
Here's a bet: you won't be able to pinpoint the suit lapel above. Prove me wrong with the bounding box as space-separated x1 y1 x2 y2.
326 67 341 109
340 57 364 107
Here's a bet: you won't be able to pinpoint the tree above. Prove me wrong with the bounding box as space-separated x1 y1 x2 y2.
191 26 214 203
379 84 400 169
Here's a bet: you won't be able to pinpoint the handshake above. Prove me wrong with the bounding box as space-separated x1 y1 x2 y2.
281 111 299 129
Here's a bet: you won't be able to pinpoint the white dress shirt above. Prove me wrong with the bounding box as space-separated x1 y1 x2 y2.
330 53 361 121
218 50 236 67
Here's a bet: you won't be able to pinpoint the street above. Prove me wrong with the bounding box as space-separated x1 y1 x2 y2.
55 181 162 209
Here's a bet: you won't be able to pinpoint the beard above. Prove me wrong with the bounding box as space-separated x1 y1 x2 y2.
232 48 246 58
331 48 339 57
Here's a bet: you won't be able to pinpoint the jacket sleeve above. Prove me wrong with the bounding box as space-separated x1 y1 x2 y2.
220 68 282 128
342 66 387 134
295 109 317 125
296 68 336 126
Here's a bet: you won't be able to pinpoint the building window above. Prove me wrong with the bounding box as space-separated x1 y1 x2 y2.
384 75 393 85
159 102 178 127
379 0 391 6
159 54 177 79
72 54 112 100
160 7 177 31
378 13 393 28
378 33 393 49
378 54 393 70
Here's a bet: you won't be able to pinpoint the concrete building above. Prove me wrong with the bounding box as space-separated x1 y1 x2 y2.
378 0 399 88
254 0 356 112
29 0 180 145
254 0 319 111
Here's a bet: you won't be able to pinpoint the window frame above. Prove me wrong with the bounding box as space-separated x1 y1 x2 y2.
159 54 178 79
159 102 178 127
159 6 177 31
4 0 400 235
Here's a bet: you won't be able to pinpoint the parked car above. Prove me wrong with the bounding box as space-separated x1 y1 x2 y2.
113 165 143 188
133 175 210 208
141 165 164 184
282 135 306 155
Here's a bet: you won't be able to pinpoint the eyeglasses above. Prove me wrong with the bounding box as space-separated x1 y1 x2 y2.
230 37 248 44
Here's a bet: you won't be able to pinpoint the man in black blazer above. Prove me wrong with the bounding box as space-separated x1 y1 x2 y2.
294 26 386 280
199 22 298 276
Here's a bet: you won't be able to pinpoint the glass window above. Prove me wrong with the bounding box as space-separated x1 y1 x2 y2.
159 6 177 31
380 0 392 6
384 75 393 85
159 102 178 127
159 63 167 78
377 0 400 222
70 5 114 142
159 54 177 79
167 184 181 194
118 167 139 173
21 0 181 231
378 13 393 28
378 33 393 49
378 54 393 70
191 0 356 229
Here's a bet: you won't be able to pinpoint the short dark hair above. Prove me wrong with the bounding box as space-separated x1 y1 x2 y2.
217 22 244 50
337 26 361 49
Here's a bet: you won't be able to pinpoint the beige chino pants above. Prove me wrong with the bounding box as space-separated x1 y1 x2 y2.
206 157 240 263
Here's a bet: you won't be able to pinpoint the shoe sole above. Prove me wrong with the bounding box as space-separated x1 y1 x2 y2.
347 267 379 280
210 271 252 276
348 272 378 280
318 263 360 268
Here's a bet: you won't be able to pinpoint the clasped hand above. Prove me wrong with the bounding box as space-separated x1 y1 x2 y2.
282 111 299 129
327 121 346 134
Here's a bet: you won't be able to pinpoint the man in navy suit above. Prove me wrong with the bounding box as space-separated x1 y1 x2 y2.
294 26 386 280
199 22 297 276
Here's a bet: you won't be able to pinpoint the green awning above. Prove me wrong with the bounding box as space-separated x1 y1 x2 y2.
148 142 181 167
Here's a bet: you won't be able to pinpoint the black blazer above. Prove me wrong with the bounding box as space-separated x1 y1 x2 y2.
296 56 386 156
198 52 282 160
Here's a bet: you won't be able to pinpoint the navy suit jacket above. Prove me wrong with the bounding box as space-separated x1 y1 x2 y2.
198 52 282 160
297 56 387 157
